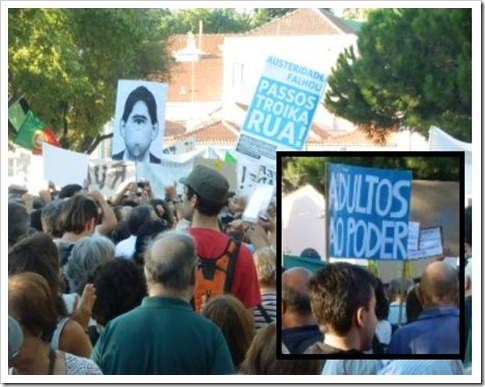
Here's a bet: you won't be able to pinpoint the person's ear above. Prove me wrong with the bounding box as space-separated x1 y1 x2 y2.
355 306 365 329
150 123 159 141
191 193 198 208
282 299 288 315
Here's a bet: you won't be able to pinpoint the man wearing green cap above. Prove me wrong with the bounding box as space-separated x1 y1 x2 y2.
180 165 261 311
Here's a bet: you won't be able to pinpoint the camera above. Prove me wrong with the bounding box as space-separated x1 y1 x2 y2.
220 213 234 225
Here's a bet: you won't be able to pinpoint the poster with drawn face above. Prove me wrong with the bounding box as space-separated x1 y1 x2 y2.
112 80 167 164
234 56 326 165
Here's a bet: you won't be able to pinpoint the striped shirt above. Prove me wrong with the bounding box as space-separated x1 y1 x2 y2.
253 292 277 330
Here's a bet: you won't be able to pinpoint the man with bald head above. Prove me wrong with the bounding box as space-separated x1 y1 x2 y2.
91 230 235 374
281 267 323 353
388 261 460 354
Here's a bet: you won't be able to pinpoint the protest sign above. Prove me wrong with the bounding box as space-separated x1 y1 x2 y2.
163 136 196 155
137 149 205 198
112 80 167 164
407 226 444 260
242 184 275 223
407 221 420 251
87 160 136 198
235 56 326 164
327 163 412 260
237 159 276 197
43 143 89 187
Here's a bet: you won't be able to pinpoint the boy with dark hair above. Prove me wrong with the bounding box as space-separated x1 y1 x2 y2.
180 165 261 312
305 262 377 354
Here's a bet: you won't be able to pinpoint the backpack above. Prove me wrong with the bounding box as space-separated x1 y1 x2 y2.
193 238 240 313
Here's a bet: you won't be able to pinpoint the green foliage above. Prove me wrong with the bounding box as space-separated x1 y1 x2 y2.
325 8 471 142
341 8 375 21
250 8 294 27
8 9 172 153
283 156 461 195
158 8 252 35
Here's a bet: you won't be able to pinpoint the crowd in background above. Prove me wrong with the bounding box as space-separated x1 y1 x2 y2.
7 168 472 376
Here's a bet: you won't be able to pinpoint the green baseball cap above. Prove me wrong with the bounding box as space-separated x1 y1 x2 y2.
180 165 229 204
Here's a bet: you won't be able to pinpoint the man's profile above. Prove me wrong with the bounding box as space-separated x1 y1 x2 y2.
112 85 161 164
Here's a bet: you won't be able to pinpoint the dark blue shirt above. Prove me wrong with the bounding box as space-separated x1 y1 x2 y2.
282 325 323 354
388 306 459 354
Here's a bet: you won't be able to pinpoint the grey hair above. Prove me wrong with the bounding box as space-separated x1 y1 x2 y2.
41 199 67 238
254 247 276 286
64 235 115 295
144 230 197 291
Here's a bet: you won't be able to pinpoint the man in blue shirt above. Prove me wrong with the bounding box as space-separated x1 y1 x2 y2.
388 261 459 354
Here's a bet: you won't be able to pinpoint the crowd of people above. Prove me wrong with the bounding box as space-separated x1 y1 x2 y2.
7 166 472 376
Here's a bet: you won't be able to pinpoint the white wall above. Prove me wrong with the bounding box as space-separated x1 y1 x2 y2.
222 35 357 107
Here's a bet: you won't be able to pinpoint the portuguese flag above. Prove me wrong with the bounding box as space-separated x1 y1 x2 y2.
9 98 60 155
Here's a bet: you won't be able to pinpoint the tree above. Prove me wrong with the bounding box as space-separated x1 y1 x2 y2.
158 8 252 35
250 8 294 27
325 8 471 142
8 9 173 153
341 8 375 21
283 156 461 195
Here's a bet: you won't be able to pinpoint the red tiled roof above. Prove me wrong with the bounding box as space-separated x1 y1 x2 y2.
166 120 239 146
322 128 396 147
164 120 186 137
244 9 355 36
167 34 234 102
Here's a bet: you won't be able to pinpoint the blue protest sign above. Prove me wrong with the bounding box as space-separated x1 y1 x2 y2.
327 163 412 260
235 56 326 164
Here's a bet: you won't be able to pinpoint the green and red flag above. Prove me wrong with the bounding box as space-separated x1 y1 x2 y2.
8 97 30 133
9 98 60 155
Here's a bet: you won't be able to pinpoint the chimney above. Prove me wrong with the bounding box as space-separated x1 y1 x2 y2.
199 20 203 50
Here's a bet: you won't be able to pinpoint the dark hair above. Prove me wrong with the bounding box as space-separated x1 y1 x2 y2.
186 186 224 217
9 272 59 343
59 195 98 235
133 220 167 266
122 86 158 125
282 283 312 315
30 209 43 232
9 233 67 317
58 184 83 199
127 205 154 236
8 201 29 246
308 263 374 335
405 285 423 323
110 220 131 245
239 322 320 375
372 275 390 321
202 295 255 369
150 198 174 229
89 259 147 326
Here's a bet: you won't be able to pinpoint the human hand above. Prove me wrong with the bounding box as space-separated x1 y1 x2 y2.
72 284 96 330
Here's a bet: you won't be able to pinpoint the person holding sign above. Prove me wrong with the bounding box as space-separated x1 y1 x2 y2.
112 85 161 164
